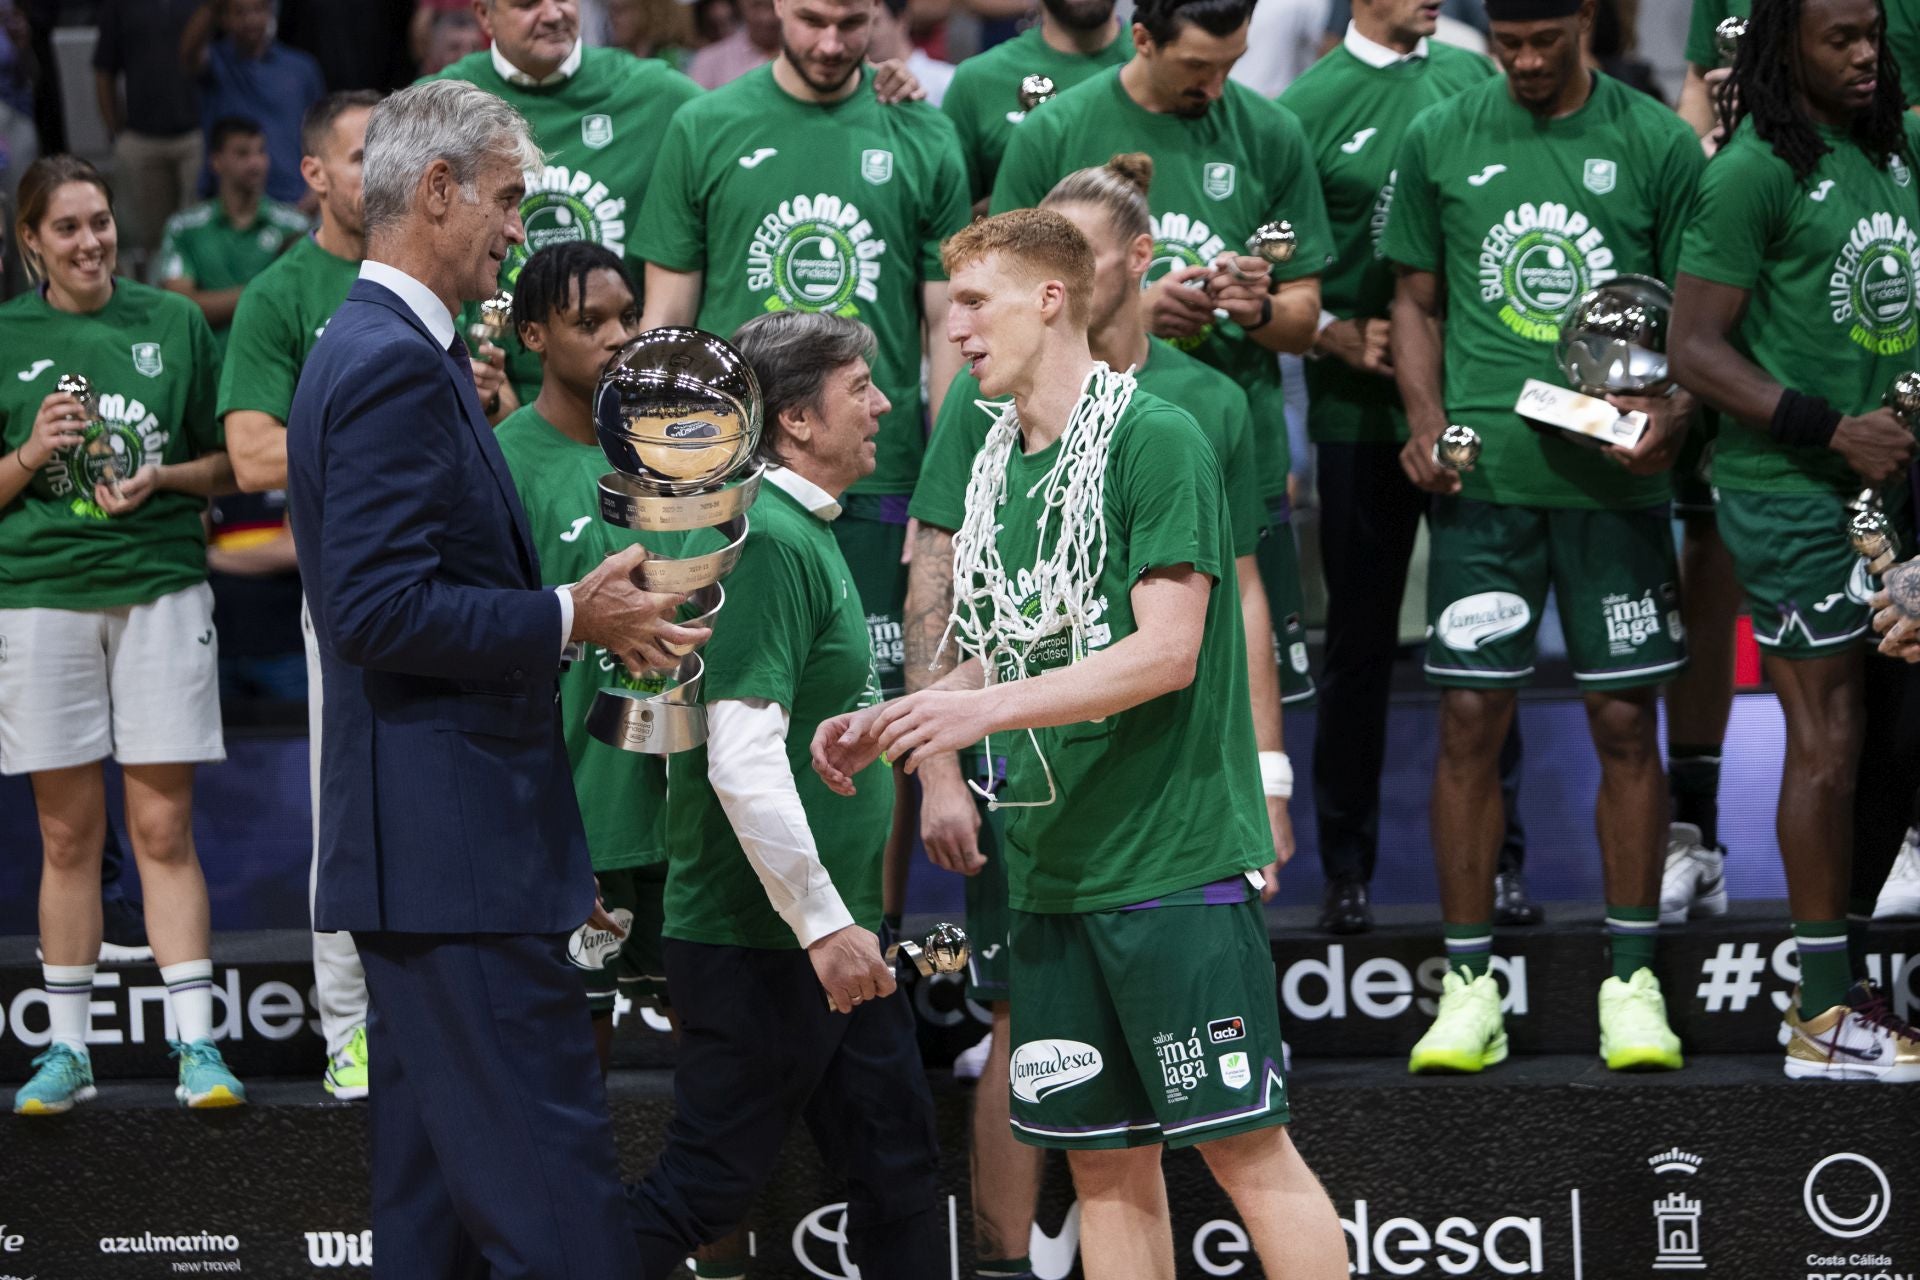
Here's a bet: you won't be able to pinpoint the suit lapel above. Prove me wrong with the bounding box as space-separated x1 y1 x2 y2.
443 348 542 583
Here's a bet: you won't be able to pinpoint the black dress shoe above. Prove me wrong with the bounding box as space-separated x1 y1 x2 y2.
1494 870 1542 926
1318 877 1373 935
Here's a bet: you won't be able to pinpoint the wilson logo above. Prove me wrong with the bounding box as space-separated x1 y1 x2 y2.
305 1229 372 1268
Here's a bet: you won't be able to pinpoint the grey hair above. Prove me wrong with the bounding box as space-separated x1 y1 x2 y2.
360 80 543 237
730 312 878 465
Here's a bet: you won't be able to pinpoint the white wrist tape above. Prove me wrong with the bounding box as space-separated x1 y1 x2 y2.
1259 751 1293 799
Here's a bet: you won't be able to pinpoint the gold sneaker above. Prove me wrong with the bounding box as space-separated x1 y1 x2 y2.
1784 982 1920 1082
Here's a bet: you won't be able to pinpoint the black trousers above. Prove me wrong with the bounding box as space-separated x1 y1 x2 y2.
1314 440 1527 883
627 937 944 1280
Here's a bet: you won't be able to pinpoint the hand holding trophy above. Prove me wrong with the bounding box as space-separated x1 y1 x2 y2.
586 327 765 755
1846 372 1920 574
1515 274 1673 451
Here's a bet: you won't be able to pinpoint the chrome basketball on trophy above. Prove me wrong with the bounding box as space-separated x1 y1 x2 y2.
1714 15 1746 65
585 327 765 755
1017 73 1057 112
1847 372 1920 573
1432 423 1482 472
1246 220 1297 266
1515 274 1672 451
467 290 514 350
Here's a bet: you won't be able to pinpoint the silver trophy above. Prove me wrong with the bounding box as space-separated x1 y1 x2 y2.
1017 74 1056 112
890 922 970 977
584 327 764 755
1516 274 1672 449
1246 221 1297 266
467 289 514 351
59 372 124 493
1714 16 1746 66
1432 424 1482 472
1846 374 1920 572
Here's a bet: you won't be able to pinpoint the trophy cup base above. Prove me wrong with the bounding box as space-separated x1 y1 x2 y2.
586 655 708 755
600 467 763 532
1516 379 1648 449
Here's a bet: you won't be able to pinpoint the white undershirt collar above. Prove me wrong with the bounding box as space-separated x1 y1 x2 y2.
1344 22 1429 68
491 39 583 88
766 465 843 521
359 260 457 351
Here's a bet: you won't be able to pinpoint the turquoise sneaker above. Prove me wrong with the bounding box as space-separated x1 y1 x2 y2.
1408 968 1508 1074
14 1043 97 1115
324 1024 369 1100
171 1038 247 1109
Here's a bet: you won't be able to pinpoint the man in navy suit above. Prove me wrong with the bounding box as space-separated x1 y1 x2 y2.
286 79 707 1278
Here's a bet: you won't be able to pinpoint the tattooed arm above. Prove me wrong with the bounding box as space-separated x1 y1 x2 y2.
1871 559 1920 662
904 521 987 874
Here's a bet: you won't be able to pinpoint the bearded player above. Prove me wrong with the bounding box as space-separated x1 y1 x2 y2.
815 209 1344 1280
1670 0 1920 1078
1384 0 1703 1073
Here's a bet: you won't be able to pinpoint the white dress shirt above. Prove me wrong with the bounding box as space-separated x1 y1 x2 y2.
491 39 583 88
357 259 575 651
1343 21 1430 68
704 466 857 949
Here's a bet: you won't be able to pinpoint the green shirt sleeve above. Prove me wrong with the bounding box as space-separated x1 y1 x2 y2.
1684 0 1730 71
1118 405 1228 584
1650 116 1708 283
921 127 972 281
1677 141 1784 291
155 215 190 284
217 280 298 422
699 530 815 707
185 304 225 454
988 113 1058 213
909 375 991 530
636 110 708 273
1380 109 1442 273
1266 102 1335 280
942 70 990 203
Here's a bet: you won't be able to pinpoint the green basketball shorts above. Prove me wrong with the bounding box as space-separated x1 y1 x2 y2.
961 751 1012 1003
1715 487 1912 659
579 863 670 1015
1425 496 1686 690
1257 505 1316 705
1672 418 1717 519
1007 891 1290 1151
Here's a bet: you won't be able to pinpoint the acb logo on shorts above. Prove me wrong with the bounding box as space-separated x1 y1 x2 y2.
1207 1015 1247 1044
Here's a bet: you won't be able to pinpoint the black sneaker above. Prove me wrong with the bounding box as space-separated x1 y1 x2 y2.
1493 871 1542 926
100 898 153 964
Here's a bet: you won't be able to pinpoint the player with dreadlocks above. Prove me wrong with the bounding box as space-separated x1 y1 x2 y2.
1671 0 1920 1080
812 208 1344 1280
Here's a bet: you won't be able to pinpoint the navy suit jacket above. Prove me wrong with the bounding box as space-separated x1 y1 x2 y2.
287 278 593 934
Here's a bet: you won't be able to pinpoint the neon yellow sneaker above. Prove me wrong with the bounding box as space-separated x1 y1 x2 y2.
324 1024 369 1100
1408 968 1507 1074
1598 967 1684 1070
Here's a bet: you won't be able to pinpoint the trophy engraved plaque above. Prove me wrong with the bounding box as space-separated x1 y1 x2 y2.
1517 274 1672 451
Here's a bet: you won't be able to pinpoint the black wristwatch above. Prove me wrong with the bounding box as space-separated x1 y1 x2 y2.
1255 294 1273 332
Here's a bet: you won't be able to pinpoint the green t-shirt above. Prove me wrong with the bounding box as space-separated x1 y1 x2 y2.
216 234 360 427
1688 2 1917 105
0 283 223 609
957 384 1267 913
637 66 971 498
1683 0 1747 71
426 47 705 398
664 477 893 948
911 339 1265 558
941 25 1133 203
1380 73 1704 510
155 199 311 352
494 406 670 870
991 69 1334 500
1677 115 1920 493
1279 40 1494 444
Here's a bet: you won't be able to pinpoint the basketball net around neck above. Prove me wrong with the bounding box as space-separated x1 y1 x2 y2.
938 363 1136 811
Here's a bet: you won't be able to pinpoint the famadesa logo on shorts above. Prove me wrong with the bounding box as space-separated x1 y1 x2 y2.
1828 212 1919 357
1011 1038 1103 1104
1478 202 1616 341
1435 591 1531 651
748 194 888 317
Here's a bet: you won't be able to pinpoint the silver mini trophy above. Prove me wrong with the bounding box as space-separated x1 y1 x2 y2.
1847 373 1920 573
891 922 970 977
1432 424 1482 472
1516 274 1672 450
1245 221 1297 266
1714 16 1746 66
467 290 514 351
1017 74 1056 112
584 327 765 755
59 372 125 494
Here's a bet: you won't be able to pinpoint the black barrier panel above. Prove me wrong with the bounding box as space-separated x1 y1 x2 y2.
6 909 1919 1080
1 1060 1915 1279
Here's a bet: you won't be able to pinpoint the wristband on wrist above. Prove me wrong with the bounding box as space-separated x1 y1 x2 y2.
1259 750 1292 799
1769 388 1842 449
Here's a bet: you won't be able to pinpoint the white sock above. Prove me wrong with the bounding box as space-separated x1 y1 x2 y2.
161 959 216 1044
43 963 95 1055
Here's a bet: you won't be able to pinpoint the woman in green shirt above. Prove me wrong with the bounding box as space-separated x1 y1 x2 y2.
0 157 245 1115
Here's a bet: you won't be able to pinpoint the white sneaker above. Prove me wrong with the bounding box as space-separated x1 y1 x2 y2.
953 1029 991 1081
1872 826 1920 919
1659 823 1728 925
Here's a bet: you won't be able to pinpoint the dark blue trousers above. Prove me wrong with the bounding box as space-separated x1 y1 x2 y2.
627 938 944 1280
357 931 637 1279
